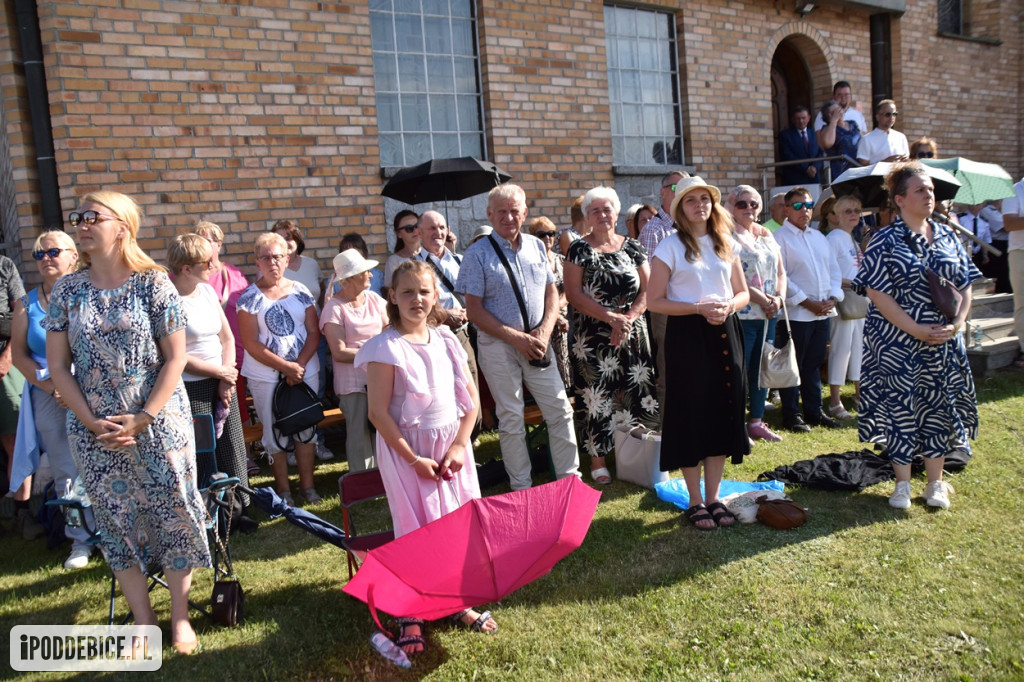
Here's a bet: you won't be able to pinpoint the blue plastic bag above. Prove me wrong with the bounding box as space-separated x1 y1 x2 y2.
655 478 785 510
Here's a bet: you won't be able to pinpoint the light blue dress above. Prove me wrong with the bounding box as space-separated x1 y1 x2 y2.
44 269 210 572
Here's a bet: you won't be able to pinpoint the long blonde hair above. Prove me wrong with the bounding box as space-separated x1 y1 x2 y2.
77 191 163 272
673 199 736 263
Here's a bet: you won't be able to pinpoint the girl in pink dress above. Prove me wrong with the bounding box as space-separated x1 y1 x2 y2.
355 259 497 655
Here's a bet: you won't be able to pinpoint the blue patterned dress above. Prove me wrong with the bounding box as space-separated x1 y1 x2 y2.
43 269 211 572
852 217 981 465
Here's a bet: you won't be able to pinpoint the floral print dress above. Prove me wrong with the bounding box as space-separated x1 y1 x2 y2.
567 238 659 458
44 269 211 573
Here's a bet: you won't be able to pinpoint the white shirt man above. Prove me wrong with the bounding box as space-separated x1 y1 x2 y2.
856 100 909 165
813 81 868 135
773 188 844 432
457 184 580 490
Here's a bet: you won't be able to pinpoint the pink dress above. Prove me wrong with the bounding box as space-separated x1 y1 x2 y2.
355 326 480 538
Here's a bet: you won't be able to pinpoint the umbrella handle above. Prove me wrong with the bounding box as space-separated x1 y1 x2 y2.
366 584 392 638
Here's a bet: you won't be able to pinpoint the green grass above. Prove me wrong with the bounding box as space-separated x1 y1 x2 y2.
3 369 1024 681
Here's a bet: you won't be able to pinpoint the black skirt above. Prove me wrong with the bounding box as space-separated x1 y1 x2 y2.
660 313 749 470
184 378 250 505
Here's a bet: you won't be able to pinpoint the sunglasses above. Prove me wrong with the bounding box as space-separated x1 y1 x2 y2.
734 200 760 210
69 210 124 228
790 201 815 210
535 230 557 238
32 247 72 260
916 151 935 158
189 259 216 271
398 225 418 233
662 183 677 192
881 111 899 117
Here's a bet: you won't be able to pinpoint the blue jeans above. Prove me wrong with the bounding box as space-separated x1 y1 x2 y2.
741 317 777 420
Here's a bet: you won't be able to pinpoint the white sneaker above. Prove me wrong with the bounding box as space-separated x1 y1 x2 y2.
64 548 91 570
315 441 334 460
924 480 952 509
889 480 912 509
286 452 297 467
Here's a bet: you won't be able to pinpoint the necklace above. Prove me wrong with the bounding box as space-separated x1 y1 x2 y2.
39 284 51 309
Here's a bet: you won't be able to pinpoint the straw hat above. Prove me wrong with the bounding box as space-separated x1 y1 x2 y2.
332 249 378 281
669 176 722 219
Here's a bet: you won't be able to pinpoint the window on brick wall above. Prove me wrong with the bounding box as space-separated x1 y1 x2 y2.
370 0 485 167
937 0 965 34
604 5 683 167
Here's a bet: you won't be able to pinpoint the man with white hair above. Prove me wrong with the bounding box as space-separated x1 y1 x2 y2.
457 184 581 490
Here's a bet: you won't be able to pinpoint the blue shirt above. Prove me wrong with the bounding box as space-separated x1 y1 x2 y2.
456 231 553 337
417 249 463 310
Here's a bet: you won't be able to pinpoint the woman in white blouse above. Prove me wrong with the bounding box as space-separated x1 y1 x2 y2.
824 195 866 419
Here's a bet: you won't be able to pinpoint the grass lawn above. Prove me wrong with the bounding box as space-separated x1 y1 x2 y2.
3 368 1023 681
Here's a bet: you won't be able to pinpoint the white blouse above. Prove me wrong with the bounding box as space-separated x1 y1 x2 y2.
653 233 740 303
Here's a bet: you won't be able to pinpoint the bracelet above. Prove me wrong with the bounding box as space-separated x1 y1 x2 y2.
140 408 158 422
408 456 420 467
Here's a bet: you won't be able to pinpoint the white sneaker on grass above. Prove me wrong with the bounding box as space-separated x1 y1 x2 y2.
889 480 912 509
64 548 91 570
924 480 952 509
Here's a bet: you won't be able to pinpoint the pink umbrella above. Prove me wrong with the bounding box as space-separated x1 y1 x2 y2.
343 476 601 623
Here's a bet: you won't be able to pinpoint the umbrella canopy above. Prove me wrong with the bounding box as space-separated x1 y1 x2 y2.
381 156 512 206
343 476 601 621
245 486 349 550
920 157 1016 205
831 161 961 209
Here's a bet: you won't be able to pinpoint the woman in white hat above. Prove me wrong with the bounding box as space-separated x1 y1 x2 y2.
647 177 750 530
320 249 390 472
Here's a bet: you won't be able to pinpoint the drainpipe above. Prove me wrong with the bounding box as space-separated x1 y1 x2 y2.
15 0 61 231
869 14 892 111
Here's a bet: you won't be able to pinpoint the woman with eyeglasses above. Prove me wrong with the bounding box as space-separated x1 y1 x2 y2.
237 232 322 506
817 99 861 181
528 216 572 391
726 185 787 443
9 230 95 567
169 234 250 507
44 192 209 654
383 210 421 293
564 187 659 486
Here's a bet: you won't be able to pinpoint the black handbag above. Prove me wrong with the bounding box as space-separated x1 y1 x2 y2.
272 374 324 452
209 487 245 627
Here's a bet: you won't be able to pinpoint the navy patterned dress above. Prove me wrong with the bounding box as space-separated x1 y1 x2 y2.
44 269 211 573
566 237 659 459
852 217 981 465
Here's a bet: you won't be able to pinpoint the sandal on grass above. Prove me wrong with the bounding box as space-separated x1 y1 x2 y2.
395 617 425 653
590 467 612 485
452 609 498 634
684 504 716 531
706 501 736 527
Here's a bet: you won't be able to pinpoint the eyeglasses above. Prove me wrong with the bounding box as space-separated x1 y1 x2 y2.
32 247 72 260
189 259 215 271
68 210 124 228
881 111 899 117
790 201 815 210
257 254 288 264
535 230 557 238
916 151 935 158
734 200 760 210
398 225 418 233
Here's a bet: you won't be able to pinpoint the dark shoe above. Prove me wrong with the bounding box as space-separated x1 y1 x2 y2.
807 413 842 429
705 501 737 527
782 415 812 433
684 504 717 531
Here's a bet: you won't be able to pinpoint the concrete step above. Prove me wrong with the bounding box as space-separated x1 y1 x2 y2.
967 316 1015 341
970 292 1014 318
971 277 996 297
966 336 1020 376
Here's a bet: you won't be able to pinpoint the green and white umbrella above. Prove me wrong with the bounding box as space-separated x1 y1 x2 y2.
921 157 1015 205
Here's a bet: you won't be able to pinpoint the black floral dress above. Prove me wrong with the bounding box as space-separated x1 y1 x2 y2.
567 238 659 459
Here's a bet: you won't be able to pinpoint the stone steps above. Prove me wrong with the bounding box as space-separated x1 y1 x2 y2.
966 280 1020 375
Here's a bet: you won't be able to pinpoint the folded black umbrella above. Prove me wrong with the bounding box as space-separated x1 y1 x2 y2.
381 156 511 206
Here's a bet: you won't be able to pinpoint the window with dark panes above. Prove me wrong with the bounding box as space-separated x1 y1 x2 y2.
370 0 485 167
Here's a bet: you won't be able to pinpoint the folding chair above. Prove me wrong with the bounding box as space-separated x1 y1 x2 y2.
338 468 394 578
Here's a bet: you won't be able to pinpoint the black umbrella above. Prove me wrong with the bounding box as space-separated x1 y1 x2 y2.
831 161 961 209
381 156 511 206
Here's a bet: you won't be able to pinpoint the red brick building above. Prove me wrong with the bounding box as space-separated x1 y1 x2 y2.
1 0 1019 276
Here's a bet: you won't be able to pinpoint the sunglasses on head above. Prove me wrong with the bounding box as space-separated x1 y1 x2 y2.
535 230 557 238
735 200 760 210
68 210 123 228
398 225 418 233
916 151 935 158
32 248 71 260
790 201 815 210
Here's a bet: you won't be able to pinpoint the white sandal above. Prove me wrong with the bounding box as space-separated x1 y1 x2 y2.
590 466 612 485
828 403 854 420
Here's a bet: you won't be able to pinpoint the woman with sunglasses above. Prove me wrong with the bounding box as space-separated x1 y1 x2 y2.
726 185 787 443
44 192 209 654
383 210 421 294
168 234 251 507
10 230 94 567
910 136 939 160
237 232 322 506
528 216 571 391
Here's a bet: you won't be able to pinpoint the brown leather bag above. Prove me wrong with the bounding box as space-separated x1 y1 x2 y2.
755 496 807 529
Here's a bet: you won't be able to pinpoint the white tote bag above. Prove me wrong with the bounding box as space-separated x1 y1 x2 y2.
758 299 800 390
613 425 669 489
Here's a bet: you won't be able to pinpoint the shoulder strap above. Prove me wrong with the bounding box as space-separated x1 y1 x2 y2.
424 253 465 307
486 235 533 331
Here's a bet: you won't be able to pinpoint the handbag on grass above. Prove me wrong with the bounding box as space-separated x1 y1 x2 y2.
758 299 799 390
613 425 669 489
835 286 869 320
210 486 245 627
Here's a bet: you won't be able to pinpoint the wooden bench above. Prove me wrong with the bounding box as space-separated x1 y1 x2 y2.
242 407 346 446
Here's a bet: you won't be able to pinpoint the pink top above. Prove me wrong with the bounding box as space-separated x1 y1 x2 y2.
319 290 389 395
207 262 249 370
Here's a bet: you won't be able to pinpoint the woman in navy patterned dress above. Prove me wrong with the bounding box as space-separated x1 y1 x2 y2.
853 164 981 510
45 191 209 655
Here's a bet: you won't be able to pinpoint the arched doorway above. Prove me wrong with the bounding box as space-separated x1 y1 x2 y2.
770 35 830 183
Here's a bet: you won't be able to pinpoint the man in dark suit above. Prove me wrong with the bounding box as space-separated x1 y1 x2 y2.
778 106 822 186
